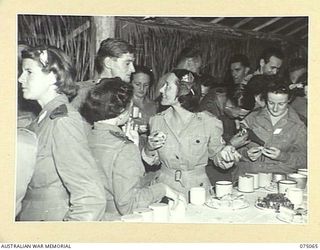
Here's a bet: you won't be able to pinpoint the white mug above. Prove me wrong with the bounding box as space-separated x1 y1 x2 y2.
238 175 254 193
287 173 307 189
287 187 303 206
148 203 169 222
246 172 259 189
189 187 206 205
278 179 297 194
258 172 272 187
215 180 233 198
272 172 286 183
132 106 139 118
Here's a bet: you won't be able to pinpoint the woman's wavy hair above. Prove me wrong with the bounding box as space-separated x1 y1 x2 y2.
21 45 77 99
171 69 201 113
80 77 133 125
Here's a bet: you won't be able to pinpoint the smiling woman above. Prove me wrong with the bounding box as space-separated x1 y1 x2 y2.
142 69 241 198
17 46 106 221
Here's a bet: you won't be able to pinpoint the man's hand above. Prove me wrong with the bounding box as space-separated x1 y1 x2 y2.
229 130 250 148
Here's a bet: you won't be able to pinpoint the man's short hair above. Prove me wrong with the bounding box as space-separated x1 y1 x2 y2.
230 54 250 68
176 47 201 65
94 38 135 74
260 47 284 63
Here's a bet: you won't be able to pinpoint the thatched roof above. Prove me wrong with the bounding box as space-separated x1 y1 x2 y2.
117 16 307 46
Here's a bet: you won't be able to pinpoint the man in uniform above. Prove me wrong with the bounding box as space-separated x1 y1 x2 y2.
71 38 135 110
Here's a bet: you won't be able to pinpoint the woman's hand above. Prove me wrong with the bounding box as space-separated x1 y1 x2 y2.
262 147 281 160
218 145 242 169
146 130 166 152
247 146 263 161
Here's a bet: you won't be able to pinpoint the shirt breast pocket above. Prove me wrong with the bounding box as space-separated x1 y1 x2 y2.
189 136 208 156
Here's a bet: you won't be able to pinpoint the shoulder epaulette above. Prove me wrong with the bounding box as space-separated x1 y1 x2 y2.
50 104 68 119
153 107 171 117
109 130 132 144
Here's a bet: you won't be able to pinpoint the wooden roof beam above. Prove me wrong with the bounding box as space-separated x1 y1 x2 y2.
286 24 308 36
233 17 254 28
270 18 301 33
210 17 224 24
252 17 282 31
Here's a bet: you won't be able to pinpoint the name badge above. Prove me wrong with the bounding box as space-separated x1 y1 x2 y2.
273 128 282 135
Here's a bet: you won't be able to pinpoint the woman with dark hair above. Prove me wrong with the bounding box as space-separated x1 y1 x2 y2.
237 79 307 175
130 66 158 152
142 69 241 198
80 77 182 219
17 46 106 221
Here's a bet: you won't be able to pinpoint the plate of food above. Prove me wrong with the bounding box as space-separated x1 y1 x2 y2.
276 207 307 224
255 193 294 211
205 194 249 210
264 182 278 192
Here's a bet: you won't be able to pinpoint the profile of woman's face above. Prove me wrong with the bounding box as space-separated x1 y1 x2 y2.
18 58 55 101
159 73 179 106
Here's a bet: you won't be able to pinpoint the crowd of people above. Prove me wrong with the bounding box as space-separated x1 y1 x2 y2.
16 37 308 221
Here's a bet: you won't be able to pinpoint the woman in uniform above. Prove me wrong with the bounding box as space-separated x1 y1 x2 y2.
80 77 182 219
18 46 106 221
142 69 241 198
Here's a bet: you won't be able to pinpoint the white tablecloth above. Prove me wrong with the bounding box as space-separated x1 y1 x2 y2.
168 188 308 224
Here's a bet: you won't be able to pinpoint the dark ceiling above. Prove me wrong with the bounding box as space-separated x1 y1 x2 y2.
189 16 308 44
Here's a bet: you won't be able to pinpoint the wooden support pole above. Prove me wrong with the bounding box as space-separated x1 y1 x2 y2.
92 16 115 52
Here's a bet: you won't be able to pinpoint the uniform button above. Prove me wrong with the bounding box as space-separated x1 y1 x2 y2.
176 155 179 159
196 140 200 143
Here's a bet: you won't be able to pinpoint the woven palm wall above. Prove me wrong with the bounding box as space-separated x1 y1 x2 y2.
115 17 305 84
18 15 95 81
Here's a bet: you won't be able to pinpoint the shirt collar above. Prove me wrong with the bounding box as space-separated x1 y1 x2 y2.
259 106 301 124
93 122 124 134
40 94 69 116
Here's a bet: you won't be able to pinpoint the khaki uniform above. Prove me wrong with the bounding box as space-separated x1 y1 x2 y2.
143 107 227 198
16 128 37 216
236 106 307 176
88 123 166 218
19 95 106 221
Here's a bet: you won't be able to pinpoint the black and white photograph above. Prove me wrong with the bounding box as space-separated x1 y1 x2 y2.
16 14 309 226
